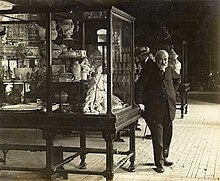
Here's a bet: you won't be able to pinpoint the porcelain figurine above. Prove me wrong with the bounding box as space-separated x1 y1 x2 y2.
83 66 107 113
51 20 58 40
83 65 124 113
80 58 91 80
60 19 79 40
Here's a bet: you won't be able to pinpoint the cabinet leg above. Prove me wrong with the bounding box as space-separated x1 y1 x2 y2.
43 171 66 180
114 131 125 142
2 150 8 165
128 122 136 172
44 131 56 178
181 93 184 118
181 113 184 118
185 105 188 114
181 105 184 118
79 131 87 169
44 131 68 179
106 179 113 181
54 148 68 179
103 132 115 181
185 94 188 114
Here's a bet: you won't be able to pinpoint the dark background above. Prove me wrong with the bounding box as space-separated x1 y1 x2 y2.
115 0 220 89
3 0 220 89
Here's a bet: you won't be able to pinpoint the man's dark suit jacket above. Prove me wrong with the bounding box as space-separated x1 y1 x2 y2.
136 59 178 122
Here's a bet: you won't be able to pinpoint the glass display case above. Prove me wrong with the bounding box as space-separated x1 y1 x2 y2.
0 8 134 115
0 6 140 181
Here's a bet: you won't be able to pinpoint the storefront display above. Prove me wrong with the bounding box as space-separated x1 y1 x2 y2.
0 5 140 181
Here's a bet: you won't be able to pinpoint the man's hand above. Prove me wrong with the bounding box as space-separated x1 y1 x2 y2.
138 104 145 112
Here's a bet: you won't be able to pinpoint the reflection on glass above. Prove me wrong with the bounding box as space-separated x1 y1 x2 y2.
112 14 132 110
0 9 133 114
0 13 47 108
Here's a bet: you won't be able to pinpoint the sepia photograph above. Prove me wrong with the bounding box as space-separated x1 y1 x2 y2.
0 0 219 181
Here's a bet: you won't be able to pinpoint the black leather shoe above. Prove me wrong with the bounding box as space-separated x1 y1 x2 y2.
164 159 173 166
154 166 164 173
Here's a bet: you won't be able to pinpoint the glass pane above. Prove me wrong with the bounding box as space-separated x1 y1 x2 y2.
49 11 108 115
50 12 85 114
112 14 132 111
83 11 108 114
0 13 47 111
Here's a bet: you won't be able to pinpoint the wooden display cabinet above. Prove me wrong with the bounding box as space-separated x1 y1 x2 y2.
0 5 140 181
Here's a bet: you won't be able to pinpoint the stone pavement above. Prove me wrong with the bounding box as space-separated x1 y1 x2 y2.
0 96 220 181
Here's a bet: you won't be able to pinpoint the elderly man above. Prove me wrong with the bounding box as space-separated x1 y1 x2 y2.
136 50 180 173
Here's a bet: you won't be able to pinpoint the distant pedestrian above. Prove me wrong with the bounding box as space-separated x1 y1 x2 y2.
135 46 153 137
168 49 181 92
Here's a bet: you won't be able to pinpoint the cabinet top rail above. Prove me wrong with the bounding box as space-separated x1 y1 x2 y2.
0 5 135 21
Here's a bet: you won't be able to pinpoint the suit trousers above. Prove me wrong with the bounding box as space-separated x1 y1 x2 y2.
146 105 173 167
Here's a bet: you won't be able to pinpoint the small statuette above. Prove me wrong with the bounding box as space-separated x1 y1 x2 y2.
51 20 58 40
71 60 81 81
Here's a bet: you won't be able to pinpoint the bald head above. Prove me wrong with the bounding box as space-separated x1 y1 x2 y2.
155 50 169 72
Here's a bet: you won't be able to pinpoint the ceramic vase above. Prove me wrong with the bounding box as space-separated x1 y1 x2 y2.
60 19 75 40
